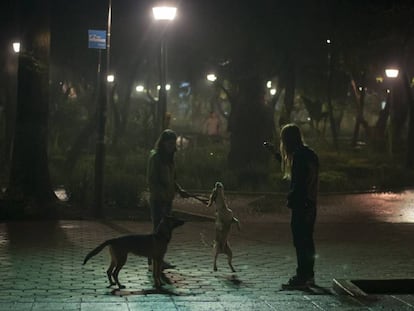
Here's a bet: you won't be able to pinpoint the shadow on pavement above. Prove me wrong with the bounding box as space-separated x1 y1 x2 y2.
111 287 182 296
5 221 71 249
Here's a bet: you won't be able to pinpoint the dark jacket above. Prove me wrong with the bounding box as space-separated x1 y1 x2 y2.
287 145 319 210
147 149 177 203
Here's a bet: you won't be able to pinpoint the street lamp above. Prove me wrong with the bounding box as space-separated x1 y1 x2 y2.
152 6 177 20
12 42 20 53
106 74 115 83
266 80 272 89
207 74 217 82
152 4 177 135
385 68 399 79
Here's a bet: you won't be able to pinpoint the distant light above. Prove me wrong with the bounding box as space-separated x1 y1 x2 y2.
266 81 272 89
54 187 69 202
156 84 170 90
136 85 144 92
12 42 20 53
385 69 399 78
152 6 177 21
207 74 217 82
107 75 115 83
180 82 190 87
326 39 331 44
358 86 363 91
386 89 390 94
381 101 386 110
270 88 277 96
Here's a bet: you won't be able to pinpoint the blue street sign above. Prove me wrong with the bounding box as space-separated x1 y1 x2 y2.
88 30 107 49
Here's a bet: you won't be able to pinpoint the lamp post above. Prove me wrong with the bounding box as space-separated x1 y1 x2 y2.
152 5 176 135
326 38 338 150
384 68 399 155
94 0 112 218
389 68 414 168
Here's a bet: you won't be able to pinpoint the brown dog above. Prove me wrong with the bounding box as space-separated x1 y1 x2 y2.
207 182 240 272
83 215 184 289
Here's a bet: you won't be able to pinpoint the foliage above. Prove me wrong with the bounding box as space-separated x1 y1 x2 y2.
175 141 229 190
314 141 414 192
46 134 414 211
104 149 148 209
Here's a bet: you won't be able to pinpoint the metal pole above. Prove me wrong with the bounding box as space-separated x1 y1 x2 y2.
94 0 111 218
159 34 167 131
327 43 338 151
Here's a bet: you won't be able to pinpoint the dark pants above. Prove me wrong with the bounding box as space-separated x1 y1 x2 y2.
149 199 173 232
291 207 316 280
148 199 172 266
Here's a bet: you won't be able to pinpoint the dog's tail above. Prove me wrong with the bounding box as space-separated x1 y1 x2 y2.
83 240 111 265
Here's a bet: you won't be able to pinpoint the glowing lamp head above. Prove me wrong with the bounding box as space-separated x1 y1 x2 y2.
385 69 399 78
152 6 177 20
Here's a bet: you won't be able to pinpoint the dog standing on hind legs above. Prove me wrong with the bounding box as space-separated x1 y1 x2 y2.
82 215 184 289
207 182 240 272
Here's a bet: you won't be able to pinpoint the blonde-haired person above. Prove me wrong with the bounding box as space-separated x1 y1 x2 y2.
265 123 319 289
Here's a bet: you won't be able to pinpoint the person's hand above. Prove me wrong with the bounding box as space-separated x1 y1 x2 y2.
179 189 190 198
263 141 276 153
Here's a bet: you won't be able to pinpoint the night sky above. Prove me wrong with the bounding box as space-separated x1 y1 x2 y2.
2 0 413 93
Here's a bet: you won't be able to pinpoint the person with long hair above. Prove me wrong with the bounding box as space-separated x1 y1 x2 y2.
265 123 319 288
147 129 189 269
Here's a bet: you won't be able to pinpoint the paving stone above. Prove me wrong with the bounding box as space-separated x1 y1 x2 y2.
0 219 413 310
32 302 81 310
81 302 129 311
0 303 33 311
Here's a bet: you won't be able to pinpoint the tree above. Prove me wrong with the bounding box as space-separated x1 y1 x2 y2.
5 0 57 215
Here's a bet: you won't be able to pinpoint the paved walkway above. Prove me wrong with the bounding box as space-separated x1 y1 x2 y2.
0 190 414 310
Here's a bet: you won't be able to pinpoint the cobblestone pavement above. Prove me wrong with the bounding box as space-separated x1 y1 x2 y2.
0 190 414 310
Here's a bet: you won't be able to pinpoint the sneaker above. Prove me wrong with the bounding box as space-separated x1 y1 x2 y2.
282 275 315 290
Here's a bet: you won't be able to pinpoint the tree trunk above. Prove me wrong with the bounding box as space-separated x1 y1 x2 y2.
227 76 274 190
5 0 56 213
350 74 370 147
402 72 414 168
327 49 338 150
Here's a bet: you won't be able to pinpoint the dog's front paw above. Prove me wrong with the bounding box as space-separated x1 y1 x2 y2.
118 285 126 289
